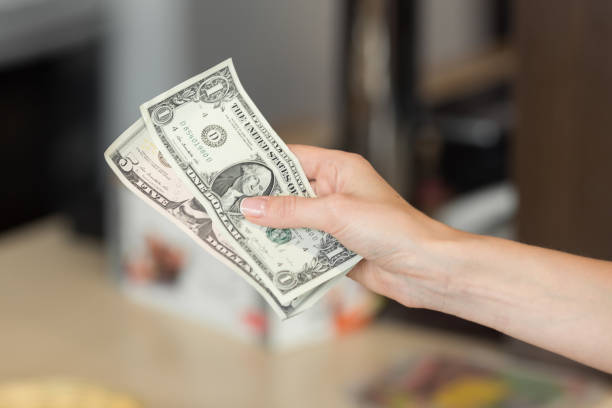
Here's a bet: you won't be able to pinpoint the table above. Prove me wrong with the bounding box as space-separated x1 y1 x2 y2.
0 217 610 407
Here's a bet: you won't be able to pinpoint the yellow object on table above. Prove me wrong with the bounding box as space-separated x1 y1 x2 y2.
0 378 140 408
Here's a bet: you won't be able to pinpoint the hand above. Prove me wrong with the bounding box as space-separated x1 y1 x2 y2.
241 145 612 372
240 145 456 309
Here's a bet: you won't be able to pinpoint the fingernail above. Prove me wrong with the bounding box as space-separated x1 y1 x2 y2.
240 197 268 217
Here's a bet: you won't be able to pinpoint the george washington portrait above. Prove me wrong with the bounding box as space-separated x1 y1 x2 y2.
211 162 274 213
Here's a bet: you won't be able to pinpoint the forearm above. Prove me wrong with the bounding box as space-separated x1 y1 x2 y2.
424 231 612 372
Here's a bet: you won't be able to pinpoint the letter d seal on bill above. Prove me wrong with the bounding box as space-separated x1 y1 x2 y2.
201 124 227 147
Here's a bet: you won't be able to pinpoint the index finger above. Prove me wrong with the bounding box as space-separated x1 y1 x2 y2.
287 144 338 179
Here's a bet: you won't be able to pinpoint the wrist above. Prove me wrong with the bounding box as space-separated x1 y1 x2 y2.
386 211 474 312
413 224 476 312
396 209 503 313
418 228 522 331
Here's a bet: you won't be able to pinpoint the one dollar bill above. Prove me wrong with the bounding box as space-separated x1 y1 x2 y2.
105 119 344 319
104 59 361 317
138 59 361 306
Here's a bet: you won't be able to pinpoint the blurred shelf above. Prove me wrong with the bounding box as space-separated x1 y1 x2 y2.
419 44 517 106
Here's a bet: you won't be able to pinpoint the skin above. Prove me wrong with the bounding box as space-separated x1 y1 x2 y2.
240 145 612 374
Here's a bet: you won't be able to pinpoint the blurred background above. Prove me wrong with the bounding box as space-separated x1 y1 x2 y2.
1 0 611 406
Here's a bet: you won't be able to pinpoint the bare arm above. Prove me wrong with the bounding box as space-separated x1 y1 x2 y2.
425 231 612 372
240 145 612 373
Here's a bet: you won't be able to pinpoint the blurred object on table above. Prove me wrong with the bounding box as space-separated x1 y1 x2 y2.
357 354 608 407
124 234 185 284
0 377 141 408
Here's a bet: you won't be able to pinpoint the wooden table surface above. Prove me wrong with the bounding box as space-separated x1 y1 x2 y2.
0 217 610 407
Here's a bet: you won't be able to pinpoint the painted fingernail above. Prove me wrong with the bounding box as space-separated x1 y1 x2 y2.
240 197 267 217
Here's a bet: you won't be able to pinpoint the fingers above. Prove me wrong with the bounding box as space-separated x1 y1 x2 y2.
287 144 341 179
240 195 340 232
288 145 382 199
347 260 367 282
348 261 395 301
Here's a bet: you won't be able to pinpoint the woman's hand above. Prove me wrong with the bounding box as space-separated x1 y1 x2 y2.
240 144 457 310
241 144 612 373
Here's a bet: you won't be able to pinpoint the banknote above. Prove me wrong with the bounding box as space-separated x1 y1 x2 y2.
139 59 361 305
104 119 342 318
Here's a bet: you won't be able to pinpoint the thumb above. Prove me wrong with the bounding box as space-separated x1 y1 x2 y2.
240 195 340 232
